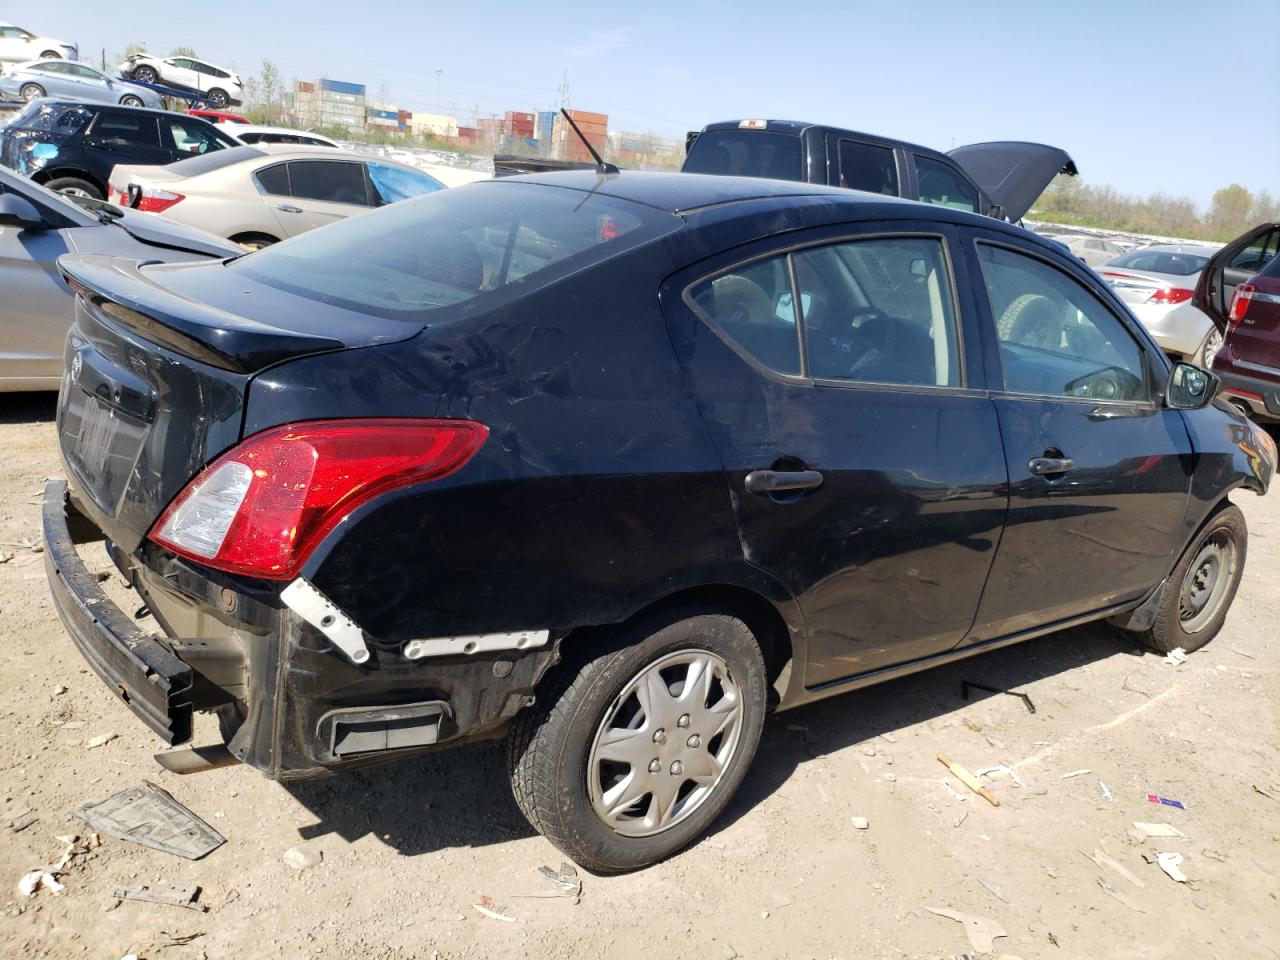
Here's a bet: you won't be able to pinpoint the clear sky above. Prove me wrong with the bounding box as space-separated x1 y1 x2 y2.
23 0 1280 208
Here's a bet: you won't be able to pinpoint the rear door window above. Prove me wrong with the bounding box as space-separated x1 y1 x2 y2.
687 255 801 375
94 112 160 145
1230 229 1280 272
254 162 290 196
682 130 804 182
838 140 899 196
287 160 370 205
913 155 978 212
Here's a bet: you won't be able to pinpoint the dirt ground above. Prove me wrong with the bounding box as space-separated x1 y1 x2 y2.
1 392 1277 960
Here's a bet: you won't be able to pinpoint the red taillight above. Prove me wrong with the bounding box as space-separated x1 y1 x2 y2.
1146 287 1194 305
134 189 185 213
149 419 488 580
1229 283 1256 325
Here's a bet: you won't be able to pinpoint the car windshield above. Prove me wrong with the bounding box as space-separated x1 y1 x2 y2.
1107 250 1209 276
683 130 804 182
228 181 682 321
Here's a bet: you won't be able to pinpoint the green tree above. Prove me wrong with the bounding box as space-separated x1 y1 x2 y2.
1205 184 1254 240
170 45 197 57
259 60 281 120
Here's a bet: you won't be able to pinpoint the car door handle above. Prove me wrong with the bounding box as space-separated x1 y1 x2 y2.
275 204 302 213
1028 457 1076 476
744 470 824 494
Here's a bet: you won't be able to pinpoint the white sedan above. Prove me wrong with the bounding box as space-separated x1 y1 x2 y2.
1099 244 1221 364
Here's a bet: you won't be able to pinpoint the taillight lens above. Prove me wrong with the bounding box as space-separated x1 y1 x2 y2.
149 419 488 579
134 189 185 213
1146 287 1194 305
1229 284 1256 325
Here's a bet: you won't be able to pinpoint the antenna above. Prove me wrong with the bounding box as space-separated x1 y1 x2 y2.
560 108 618 175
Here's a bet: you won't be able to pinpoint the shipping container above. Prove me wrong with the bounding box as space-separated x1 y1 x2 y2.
320 78 366 96
295 81 314 93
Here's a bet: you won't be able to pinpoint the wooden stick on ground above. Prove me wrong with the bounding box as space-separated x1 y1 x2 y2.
938 753 1000 806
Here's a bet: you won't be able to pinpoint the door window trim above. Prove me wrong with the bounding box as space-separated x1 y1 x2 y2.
973 236 1160 409
682 229 974 395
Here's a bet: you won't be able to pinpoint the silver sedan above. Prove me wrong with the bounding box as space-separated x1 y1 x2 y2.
0 60 163 108
1098 243 1221 364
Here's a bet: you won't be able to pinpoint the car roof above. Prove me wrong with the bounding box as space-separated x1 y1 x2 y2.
33 99 186 118
698 119 943 158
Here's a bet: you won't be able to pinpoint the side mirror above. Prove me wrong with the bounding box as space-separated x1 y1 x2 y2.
0 193 46 230
1166 361 1219 410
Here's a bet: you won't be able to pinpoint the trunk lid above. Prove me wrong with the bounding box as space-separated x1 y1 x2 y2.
947 141 1078 222
1097 269 1175 306
55 254 424 551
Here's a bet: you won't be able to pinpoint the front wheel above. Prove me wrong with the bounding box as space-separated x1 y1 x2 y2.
132 65 158 84
508 608 767 873
39 50 61 59
43 176 103 200
20 82 45 102
1138 503 1247 654
119 94 144 107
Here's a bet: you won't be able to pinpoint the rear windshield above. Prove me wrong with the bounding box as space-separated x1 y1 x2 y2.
1107 250 1209 276
228 180 682 320
166 144 264 175
682 130 804 182
11 100 92 134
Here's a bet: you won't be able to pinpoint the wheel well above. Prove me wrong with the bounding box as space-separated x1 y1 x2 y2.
31 168 105 194
229 231 280 249
560 585 794 686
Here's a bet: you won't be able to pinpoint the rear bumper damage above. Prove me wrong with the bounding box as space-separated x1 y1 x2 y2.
43 480 559 779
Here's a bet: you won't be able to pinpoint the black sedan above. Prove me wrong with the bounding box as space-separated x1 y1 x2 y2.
45 171 1274 872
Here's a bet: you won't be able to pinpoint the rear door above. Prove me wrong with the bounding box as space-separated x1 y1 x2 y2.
164 58 200 90
84 111 171 169
271 159 373 236
826 135 902 197
664 222 1008 687
911 153 981 215
1194 223 1280 328
958 229 1192 642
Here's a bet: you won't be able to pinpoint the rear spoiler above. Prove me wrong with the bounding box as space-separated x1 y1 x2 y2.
492 155 599 178
58 254 343 374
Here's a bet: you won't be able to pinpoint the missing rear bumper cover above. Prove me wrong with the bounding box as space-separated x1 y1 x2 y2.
403 630 550 660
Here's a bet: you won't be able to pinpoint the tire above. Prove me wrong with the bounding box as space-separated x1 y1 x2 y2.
119 94 144 107
39 50 61 60
1198 325 1223 369
508 607 767 873
43 177 103 201
1138 503 1247 654
206 88 229 108
132 66 158 84
19 82 45 102
229 232 279 252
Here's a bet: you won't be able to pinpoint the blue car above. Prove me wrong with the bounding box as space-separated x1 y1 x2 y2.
0 59 162 108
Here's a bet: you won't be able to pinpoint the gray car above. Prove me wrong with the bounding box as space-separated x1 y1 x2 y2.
0 59 162 108
0 166 240 391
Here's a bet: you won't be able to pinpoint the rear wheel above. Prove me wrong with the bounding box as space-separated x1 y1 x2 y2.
1138 503 1247 654
119 94 144 107
39 50 61 59
206 87 229 107
44 177 103 200
1197 325 1223 368
508 608 767 873
132 65 158 84
19 83 45 102
229 232 279 252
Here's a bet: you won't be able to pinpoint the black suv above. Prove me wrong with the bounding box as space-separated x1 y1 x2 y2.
682 120 1076 223
0 100 239 200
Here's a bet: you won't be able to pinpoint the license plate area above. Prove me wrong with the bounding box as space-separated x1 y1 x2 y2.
61 388 150 518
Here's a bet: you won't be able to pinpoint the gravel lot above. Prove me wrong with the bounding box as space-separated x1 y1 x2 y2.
1 393 1277 960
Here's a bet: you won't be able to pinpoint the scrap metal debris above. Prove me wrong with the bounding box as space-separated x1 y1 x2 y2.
925 906 1008 953
75 782 224 860
110 883 207 912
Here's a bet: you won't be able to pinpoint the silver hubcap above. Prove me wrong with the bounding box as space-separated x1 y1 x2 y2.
1179 531 1236 633
59 187 93 198
587 649 744 837
1202 329 1222 368
21 86 41 101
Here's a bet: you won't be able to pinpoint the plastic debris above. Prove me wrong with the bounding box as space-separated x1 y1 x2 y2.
943 779 969 802
1060 769 1090 779
17 870 64 897
1133 821 1185 838
1099 781 1114 802
938 753 1000 806
977 877 1010 904
925 906 1008 953
1146 794 1186 810
1163 647 1188 666
76 782 224 860
1096 876 1144 913
1156 852 1187 883
850 817 870 830
509 863 582 904
282 845 322 871
975 765 1024 788
472 896 517 923
110 884 206 912
85 733 118 749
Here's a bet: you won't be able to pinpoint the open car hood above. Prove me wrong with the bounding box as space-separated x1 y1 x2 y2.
947 141 1078 223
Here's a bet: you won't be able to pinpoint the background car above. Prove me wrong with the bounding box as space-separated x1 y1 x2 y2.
0 100 239 200
1098 243 1220 364
0 59 162 108
188 108 248 124
0 166 239 390
0 22 76 65
1051 233 1130 266
108 144 446 249
116 52 243 107
218 123 340 148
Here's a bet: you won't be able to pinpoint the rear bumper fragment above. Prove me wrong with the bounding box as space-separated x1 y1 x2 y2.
42 479 194 745
1215 365 1280 419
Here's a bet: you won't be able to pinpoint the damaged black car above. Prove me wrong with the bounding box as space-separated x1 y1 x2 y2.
46 171 1274 872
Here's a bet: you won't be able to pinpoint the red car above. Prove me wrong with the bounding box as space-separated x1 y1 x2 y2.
186 108 248 124
1199 222 1280 422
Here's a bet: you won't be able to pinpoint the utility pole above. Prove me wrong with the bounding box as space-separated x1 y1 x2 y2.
435 69 443 114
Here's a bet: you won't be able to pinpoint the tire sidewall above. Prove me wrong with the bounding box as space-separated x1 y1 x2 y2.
548 613 767 872
20 83 43 101
1157 504 1247 652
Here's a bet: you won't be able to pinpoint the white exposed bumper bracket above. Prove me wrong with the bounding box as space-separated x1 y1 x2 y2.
280 578 370 665
403 630 550 660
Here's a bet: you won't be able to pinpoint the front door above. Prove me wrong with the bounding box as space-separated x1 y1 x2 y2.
959 232 1193 642
664 224 1008 688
